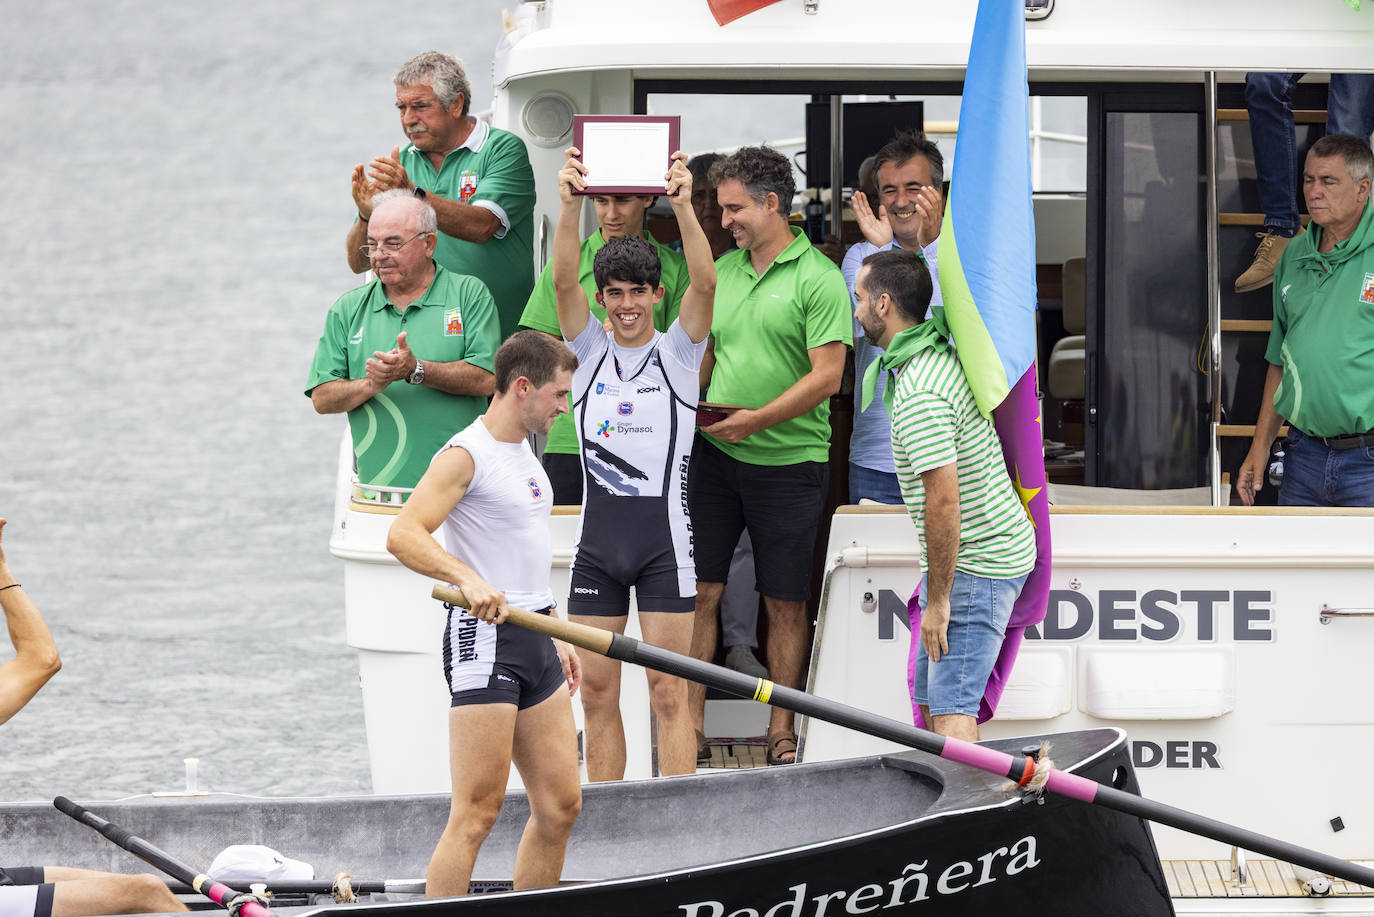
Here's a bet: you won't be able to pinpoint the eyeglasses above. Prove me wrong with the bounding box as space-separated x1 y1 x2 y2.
360 232 430 258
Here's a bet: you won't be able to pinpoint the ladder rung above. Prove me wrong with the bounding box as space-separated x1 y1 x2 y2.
1217 424 1289 438
1220 213 1312 227
1219 319 1272 332
1217 108 1327 123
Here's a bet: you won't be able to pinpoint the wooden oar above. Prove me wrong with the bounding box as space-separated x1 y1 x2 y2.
52 797 274 917
435 584 1374 890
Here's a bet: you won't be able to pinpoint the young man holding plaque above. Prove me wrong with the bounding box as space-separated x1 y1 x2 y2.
519 175 690 506
551 146 716 780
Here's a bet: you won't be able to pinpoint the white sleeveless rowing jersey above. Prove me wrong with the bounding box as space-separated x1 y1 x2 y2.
568 320 705 499
565 320 706 600
436 416 555 612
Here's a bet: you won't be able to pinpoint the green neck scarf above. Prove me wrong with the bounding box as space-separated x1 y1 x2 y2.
861 319 951 414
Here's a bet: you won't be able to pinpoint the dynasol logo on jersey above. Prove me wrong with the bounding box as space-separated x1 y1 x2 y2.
526 478 541 500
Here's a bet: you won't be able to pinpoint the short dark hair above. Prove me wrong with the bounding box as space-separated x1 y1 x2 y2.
872 130 945 190
494 330 578 394
593 236 662 291
860 249 933 324
1309 132 1374 185
687 153 724 186
708 145 795 216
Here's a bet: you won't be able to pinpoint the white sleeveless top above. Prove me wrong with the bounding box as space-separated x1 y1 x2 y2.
567 320 705 499
436 416 556 611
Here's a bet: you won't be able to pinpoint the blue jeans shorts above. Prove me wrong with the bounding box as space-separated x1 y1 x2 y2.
913 570 1028 718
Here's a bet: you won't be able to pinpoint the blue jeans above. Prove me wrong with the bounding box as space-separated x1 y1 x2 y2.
1278 429 1374 507
1246 72 1374 236
848 462 904 505
913 570 1029 718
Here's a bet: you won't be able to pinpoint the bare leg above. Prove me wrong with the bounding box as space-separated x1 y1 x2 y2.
510 687 582 890
638 610 696 776
931 713 979 742
761 596 808 745
426 704 517 897
568 613 628 782
50 873 187 916
688 582 724 736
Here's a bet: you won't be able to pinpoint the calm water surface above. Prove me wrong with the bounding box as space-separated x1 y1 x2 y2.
0 1 511 801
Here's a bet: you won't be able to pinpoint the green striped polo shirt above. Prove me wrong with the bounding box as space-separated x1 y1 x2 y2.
890 343 1036 578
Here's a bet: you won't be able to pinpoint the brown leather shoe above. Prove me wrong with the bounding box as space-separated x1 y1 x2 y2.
1235 230 1298 293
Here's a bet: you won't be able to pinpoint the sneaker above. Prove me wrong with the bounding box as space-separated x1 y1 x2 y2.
725 645 769 679
1235 230 1297 293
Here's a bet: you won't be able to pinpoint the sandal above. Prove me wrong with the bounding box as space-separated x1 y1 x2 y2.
696 728 711 765
767 731 798 766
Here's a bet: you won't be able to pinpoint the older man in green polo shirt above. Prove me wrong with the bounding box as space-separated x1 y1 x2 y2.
688 145 851 766
309 191 500 491
347 51 535 341
518 191 689 504
1238 133 1374 507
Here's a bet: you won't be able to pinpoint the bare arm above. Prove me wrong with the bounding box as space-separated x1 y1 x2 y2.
665 153 717 344
0 520 61 726
917 463 960 663
701 340 846 443
310 331 494 414
347 164 376 273
1237 362 1286 506
699 338 716 393
311 377 380 415
552 148 592 341
419 360 495 398
386 447 510 623
368 147 502 243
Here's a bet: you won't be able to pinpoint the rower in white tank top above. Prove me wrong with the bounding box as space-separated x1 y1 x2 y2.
435 416 565 705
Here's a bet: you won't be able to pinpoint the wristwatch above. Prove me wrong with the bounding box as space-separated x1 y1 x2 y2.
412 187 427 201
407 359 425 385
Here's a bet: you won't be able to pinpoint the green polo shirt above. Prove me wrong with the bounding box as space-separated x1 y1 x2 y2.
704 227 851 465
398 121 535 341
1265 202 1374 437
306 264 500 489
519 229 689 455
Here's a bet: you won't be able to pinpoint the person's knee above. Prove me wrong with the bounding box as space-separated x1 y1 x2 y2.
533 786 582 835
1244 72 1287 107
577 670 619 714
116 873 180 912
449 792 505 844
648 674 686 720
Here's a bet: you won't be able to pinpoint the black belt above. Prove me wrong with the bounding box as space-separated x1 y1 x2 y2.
1317 431 1374 451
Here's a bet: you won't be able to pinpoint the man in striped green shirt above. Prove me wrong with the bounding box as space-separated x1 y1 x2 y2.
854 250 1035 742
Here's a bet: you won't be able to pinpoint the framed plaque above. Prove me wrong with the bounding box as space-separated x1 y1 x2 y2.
572 115 681 195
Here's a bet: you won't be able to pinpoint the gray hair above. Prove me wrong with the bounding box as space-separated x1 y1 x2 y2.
1309 132 1374 185
394 51 472 117
370 189 438 234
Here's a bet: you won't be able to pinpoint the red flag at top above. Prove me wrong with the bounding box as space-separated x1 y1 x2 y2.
707 0 783 25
